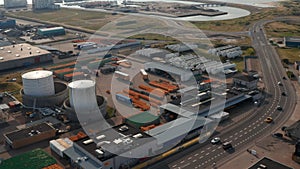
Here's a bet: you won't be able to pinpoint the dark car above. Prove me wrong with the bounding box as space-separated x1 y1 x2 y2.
282 92 287 96
277 106 283 111
283 76 287 80
222 141 233 150
272 133 283 138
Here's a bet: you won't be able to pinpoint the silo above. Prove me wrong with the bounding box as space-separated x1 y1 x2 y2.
68 80 96 109
22 70 55 96
68 80 107 123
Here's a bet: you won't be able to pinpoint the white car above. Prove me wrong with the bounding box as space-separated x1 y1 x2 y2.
211 137 221 144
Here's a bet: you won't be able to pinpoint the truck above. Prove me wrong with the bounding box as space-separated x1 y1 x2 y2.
140 69 148 80
115 71 130 81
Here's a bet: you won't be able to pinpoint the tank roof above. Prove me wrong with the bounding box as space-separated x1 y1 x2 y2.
68 80 95 89
22 70 53 80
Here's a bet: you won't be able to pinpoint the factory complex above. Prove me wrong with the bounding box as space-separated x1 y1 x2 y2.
0 13 267 169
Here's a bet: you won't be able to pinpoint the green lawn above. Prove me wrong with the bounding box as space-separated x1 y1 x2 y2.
0 149 56 169
8 8 121 31
277 48 300 63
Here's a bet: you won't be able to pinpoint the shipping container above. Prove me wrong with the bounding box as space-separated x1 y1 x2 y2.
63 72 84 81
100 66 116 74
116 93 132 105
115 71 130 81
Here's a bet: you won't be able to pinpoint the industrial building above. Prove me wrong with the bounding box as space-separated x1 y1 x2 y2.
294 61 300 71
21 70 68 107
165 43 198 53
144 62 194 82
0 19 16 29
33 0 60 10
208 45 243 59
37 27 66 37
248 157 293 169
50 138 73 158
233 74 259 90
136 48 168 58
4 123 56 149
284 120 300 141
165 53 236 74
284 37 300 48
4 0 27 9
0 43 53 71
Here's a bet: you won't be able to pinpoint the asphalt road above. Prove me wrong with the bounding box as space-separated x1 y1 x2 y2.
145 20 297 169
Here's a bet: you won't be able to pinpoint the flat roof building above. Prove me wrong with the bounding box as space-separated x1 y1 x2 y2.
0 43 52 71
248 157 293 169
233 74 258 90
0 19 16 29
37 27 66 37
4 123 56 149
285 120 300 141
33 0 60 10
4 0 27 9
144 62 194 82
285 37 300 48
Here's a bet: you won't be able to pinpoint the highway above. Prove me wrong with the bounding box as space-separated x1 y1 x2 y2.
145 20 297 169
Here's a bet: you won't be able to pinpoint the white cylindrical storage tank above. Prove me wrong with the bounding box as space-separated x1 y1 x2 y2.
22 70 55 96
68 80 98 111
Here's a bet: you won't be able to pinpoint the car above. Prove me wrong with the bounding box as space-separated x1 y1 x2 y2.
272 133 283 138
283 76 287 80
264 117 273 123
222 141 233 150
119 125 129 132
277 106 283 111
281 92 287 96
278 81 283 86
211 137 221 144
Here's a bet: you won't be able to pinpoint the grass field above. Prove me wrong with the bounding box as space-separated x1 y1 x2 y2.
9 8 121 31
6 0 299 33
0 149 56 169
277 48 300 63
191 8 274 32
0 73 23 101
265 21 300 38
192 0 300 32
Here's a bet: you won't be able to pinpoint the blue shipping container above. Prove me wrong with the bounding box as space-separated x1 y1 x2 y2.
116 94 132 105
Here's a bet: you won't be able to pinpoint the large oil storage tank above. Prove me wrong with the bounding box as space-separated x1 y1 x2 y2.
65 80 107 121
22 70 55 96
21 70 68 107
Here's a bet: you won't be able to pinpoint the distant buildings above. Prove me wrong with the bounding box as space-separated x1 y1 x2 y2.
37 27 66 37
4 0 27 9
0 19 16 29
284 37 300 48
33 0 60 10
